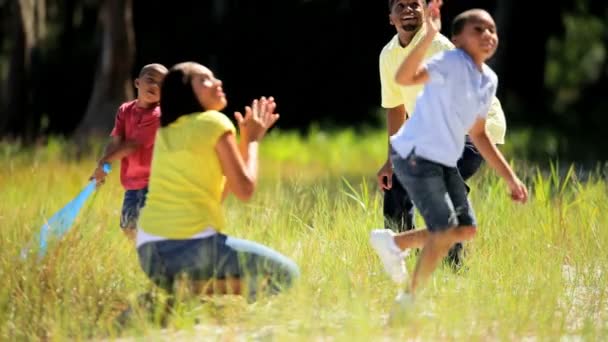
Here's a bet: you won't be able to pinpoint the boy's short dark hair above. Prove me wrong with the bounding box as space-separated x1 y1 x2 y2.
452 9 490 36
139 63 168 77
388 0 426 11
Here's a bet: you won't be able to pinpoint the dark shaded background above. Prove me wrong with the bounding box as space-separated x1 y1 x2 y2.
1 0 607 161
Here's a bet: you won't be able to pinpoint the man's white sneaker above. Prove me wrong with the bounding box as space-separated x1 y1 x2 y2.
369 229 408 284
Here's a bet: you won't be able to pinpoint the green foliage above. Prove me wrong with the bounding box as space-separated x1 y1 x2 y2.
545 2 607 112
0 130 607 339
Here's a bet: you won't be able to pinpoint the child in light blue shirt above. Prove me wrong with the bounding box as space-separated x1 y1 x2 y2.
370 1 528 310
390 47 498 167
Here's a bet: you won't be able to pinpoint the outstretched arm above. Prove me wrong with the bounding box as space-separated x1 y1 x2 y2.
469 117 528 202
90 136 139 184
216 132 258 201
216 97 279 202
100 139 142 164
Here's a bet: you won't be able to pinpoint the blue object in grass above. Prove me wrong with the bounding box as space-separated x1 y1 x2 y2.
24 163 111 259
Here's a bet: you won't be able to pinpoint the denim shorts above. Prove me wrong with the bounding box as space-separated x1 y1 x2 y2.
120 187 148 230
383 136 483 232
137 233 300 300
391 150 476 232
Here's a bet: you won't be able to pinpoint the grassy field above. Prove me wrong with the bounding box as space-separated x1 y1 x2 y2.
1 129 607 340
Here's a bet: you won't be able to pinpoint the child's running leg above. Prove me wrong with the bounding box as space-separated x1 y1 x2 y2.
371 151 478 292
120 187 148 241
408 164 478 294
381 225 475 262
409 226 476 294
393 229 429 249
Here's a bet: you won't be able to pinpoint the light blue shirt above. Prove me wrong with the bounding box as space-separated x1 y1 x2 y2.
390 49 498 167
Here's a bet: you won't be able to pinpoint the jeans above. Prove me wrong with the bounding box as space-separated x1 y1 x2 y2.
383 137 482 231
391 151 477 232
120 187 148 230
383 137 482 266
137 233 299 301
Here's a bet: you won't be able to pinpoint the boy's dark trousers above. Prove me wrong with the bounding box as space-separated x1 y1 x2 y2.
384 137 484 267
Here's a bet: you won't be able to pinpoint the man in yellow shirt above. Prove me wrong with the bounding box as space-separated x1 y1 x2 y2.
376 0 507 267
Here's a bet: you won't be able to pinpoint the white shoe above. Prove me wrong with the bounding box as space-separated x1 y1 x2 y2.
369 229 408 284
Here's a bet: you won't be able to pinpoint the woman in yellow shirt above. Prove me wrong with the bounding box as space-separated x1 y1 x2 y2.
137 62 299 300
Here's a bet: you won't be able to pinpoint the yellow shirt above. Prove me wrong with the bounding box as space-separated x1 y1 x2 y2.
139 110 235 238
379 27 506 144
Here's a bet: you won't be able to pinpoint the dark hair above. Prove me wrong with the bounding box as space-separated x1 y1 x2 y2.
160 63 204 127
452 9 488 36
139 63 168 78
388 0 426 11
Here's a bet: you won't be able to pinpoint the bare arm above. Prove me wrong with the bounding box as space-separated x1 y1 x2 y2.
99 138 141 165
217 96 279 202
386 106 407 155
394 1 442 86
90 136 132 183
216 132 258 201
469 117 528 202
101 136 122 160
394 32 434 86
377 106 408 190
468 118 514 181
220 136 248 202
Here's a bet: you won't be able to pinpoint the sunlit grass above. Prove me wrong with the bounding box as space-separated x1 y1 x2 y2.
0 129 606 340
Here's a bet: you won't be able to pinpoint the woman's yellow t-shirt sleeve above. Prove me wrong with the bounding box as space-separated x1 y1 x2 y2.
199 111 236 144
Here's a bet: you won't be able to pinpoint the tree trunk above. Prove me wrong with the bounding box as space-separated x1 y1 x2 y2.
75 0 135 139
1 0 46 141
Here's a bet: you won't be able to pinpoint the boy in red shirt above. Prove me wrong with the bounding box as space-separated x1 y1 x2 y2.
91 63 168 240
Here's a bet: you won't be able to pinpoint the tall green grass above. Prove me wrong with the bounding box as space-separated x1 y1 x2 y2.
0 129 606 340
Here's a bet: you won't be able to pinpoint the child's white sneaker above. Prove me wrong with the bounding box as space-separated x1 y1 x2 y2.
369 229 408 284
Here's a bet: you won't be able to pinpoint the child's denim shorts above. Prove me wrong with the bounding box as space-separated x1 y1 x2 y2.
391 149 477 232
120 187 148 230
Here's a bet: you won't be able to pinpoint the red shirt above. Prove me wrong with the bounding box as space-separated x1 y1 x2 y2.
110 100 161 190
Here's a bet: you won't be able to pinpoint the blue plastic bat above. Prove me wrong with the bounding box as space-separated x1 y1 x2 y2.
21 163 111 259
